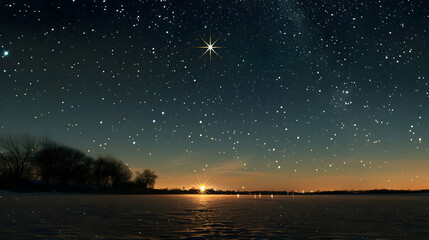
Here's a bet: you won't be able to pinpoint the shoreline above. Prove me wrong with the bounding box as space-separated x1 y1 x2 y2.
1 188 429 196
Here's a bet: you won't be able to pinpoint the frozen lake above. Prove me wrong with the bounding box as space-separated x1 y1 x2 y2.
0 194 428 239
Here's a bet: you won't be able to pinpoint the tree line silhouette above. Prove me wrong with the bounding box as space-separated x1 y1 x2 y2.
0 135 158 192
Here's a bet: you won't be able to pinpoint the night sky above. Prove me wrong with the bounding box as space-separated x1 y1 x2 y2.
1 0 428 191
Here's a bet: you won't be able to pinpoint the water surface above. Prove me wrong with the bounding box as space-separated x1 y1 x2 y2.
0 194 428 239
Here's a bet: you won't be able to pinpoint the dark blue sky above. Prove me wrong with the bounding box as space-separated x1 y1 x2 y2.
1 0 428 190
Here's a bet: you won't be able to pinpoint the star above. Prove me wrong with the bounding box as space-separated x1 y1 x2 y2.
191 31 225 63
2 50 9 57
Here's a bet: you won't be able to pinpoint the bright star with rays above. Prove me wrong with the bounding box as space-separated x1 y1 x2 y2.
194 174 212 194
191 31 225 63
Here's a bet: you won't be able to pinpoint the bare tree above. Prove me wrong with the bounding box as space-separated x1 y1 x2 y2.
0 134 152 192
92 156 132 188
34 138 58 184
111 160 132 187
71 156 94 185
92 156 117 188
34 140 90 186
54 146 86 185
135 169 158 189
0 160 6 176
0 135 38 181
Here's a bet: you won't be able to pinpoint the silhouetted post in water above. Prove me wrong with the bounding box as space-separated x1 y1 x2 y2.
135 169 158 190
0 135 38 185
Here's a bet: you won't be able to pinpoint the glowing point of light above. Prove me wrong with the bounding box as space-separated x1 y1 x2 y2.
190 31 225 62
194 175 210 194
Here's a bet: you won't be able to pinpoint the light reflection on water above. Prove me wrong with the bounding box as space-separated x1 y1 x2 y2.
0 194 428 239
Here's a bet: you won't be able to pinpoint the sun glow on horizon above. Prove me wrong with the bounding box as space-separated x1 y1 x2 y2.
194 174 212 194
